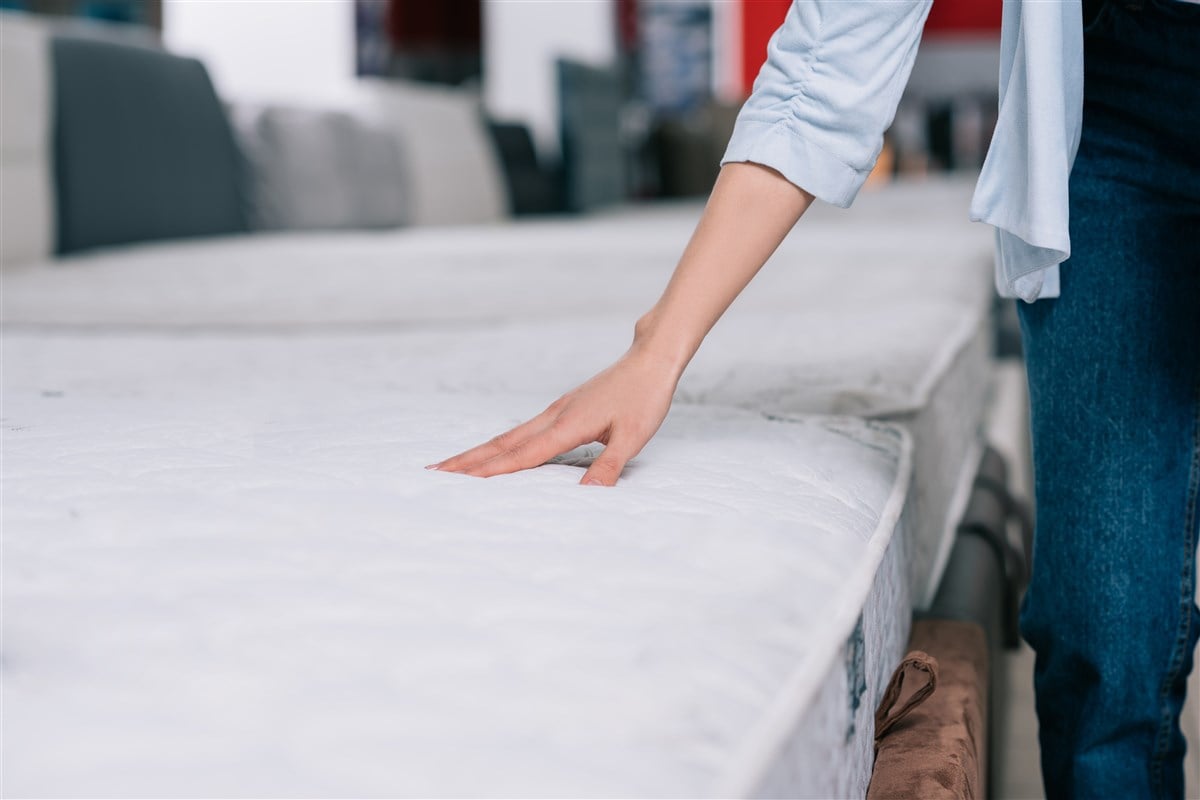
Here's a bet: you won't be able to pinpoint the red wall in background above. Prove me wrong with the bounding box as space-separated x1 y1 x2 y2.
739 0 791 94
738 0 1001 95
924 0 1002 34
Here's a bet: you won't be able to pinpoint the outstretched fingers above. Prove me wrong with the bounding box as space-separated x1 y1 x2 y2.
427 395 644 485
429 410 556 473
458 418 587 478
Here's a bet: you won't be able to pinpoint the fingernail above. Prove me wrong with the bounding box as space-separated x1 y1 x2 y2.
582 478 602 486
425 464 441 470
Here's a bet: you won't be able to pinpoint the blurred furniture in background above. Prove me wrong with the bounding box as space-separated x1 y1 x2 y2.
0 0 160 28
650 100 739 198
53 34 248 252
485 121 564 217
0 7 525 271
557 58 626 213
232 104 410 232
891 38 1001 175
353 78 509 226
0 11 53 265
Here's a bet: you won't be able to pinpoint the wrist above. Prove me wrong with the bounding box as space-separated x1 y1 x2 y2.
631 309 696 380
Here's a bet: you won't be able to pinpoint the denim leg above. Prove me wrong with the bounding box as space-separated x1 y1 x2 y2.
1016 7 1200 793
1018 167 1200 799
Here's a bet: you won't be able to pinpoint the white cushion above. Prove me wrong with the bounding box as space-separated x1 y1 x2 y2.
0 12 49 155
231 103 409 231
0 158 54 266
355 79 508 227
0 12 53 266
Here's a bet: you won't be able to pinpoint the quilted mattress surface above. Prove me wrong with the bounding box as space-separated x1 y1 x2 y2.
1 178 989 330
3 331 912 797
2 179 994 605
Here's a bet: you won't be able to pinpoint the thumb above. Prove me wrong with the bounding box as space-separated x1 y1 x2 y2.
579 438 635 487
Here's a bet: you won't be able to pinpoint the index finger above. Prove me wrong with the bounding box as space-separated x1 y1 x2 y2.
428 410 554 473
458 418 589 479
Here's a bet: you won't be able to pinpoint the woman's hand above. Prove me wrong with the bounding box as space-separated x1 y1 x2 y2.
427 162 815 487
426 341 683 486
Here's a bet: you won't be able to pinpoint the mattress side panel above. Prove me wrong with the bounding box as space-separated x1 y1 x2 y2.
746 500 914 799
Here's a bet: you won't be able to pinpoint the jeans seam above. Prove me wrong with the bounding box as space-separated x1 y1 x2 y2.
1151 373 1200 793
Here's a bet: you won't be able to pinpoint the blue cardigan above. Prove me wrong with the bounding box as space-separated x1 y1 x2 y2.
721 0 1084 302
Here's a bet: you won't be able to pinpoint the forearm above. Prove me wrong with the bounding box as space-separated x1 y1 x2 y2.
631 162 814 376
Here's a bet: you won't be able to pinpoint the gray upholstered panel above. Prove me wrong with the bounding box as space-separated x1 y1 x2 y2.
52 35 247 253
557 59 625 212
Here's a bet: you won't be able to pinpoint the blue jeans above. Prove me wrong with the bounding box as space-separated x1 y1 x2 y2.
1017 1 1200 796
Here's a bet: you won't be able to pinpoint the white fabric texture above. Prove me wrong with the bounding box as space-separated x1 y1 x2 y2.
0 12 54 266
2 345 911 796
968 0 1082 302
302 308 989 608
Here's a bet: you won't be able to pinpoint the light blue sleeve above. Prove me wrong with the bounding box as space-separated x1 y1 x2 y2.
720 0 933 208
969 0 1083 302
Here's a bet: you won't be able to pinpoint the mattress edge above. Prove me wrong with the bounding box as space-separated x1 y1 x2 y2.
711 421 916 799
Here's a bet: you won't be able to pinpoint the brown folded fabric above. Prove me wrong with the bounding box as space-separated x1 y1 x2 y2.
874 650 939 743
867 618 989 800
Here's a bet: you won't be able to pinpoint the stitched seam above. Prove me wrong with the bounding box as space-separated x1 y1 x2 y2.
1150 372 1200 793
730 116 869 184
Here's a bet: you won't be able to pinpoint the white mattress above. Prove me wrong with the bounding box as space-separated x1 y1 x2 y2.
1 178 993 795
3 335 912 797
1 179 993 606
368 305 991 609
0 178 989 330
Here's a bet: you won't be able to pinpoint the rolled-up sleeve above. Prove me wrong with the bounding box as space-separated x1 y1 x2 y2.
721 0 932 207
